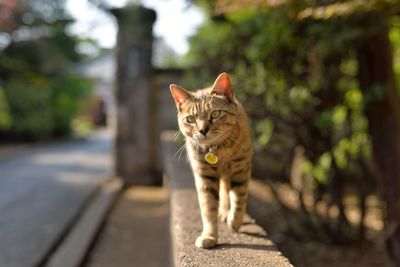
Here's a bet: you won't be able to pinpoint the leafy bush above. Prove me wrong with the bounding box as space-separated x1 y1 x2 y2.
51 73 91 135
0 87 11 130
0 0 93 140
184 4 384 241
2 73 91 140
4 77 53 139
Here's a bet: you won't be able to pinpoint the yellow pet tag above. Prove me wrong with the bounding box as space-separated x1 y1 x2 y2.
205 150 218 165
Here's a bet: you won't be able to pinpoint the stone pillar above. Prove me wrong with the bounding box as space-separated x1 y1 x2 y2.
111 5 160 185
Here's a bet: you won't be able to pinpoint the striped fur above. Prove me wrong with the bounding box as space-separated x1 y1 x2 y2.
170 73 253 249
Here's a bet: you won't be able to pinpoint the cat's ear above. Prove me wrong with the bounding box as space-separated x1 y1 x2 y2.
170 84 192 110
211 72 234 102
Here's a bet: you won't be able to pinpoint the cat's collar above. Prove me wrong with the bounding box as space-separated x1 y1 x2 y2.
204 146 218 165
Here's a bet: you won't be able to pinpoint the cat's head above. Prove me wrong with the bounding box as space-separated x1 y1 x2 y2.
170 73 238 146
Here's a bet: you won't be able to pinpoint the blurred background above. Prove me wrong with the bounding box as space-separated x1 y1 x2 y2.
1 0 400 267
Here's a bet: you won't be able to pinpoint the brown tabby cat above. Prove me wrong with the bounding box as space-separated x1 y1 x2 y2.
170 73 253 249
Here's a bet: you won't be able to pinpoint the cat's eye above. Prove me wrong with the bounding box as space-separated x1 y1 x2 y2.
186 115 196 123
211 110 221 119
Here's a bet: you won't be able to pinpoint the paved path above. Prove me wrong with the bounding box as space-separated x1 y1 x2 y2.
84 186 171 267
0 130 112 267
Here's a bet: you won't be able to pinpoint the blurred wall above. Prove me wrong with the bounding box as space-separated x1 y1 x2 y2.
155 69 182 132
112 5 183 185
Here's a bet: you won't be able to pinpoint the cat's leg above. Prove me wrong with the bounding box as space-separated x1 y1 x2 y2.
218 175 230 222
194 173 220 249
228 167 251 231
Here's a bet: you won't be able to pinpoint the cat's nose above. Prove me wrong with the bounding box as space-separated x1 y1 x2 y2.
199 127 209 136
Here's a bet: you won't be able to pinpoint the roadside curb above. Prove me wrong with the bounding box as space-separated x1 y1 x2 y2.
45 177 123 267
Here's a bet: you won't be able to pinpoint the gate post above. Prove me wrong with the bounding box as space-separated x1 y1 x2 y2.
111 5 159 185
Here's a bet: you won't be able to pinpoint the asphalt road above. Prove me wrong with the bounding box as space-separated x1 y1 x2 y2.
0 129 112 267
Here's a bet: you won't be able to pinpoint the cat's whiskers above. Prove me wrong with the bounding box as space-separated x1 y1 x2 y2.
175 143 186 162
178 145 186 162
174 129 183 141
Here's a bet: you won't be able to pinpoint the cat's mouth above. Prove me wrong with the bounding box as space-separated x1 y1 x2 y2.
192 132 221 146
192 133 208 143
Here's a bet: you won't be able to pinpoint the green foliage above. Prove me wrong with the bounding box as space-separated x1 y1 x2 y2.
303 152 332 185
2 73 90 139
0 0 93 140
0 88 11 129
71 116 94 137
185 3 386 241
51 74 91 135
255 119 274 149
4 77 53 139
186 3 373 168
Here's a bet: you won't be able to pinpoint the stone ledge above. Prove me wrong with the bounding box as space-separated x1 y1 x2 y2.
161 132 293 267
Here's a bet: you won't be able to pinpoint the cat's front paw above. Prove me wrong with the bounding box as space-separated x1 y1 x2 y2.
227 214 242 232
218 210 228 222
195 235 217 249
